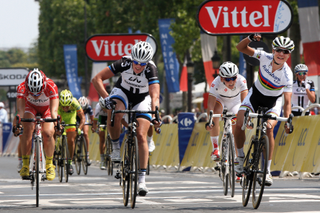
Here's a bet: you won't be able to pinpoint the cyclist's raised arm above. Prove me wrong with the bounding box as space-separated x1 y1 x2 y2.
236 34 261 57
92 66 114 99
283 92 292 118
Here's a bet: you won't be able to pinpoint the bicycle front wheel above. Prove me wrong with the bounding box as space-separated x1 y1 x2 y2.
105 135 113 176
81 136 88 175
63 136 70 183
228 135 235 198
252 135 269 209
130 136 139 209
56 137 63 183
74 139 81 175
122 139 129 206
221 139 228 196
242 136 255 207
35 139 40 207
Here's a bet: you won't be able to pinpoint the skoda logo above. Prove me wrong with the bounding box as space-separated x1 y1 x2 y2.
180 118 193 127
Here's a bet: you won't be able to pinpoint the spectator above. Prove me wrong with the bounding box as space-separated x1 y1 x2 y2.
0 102 8 123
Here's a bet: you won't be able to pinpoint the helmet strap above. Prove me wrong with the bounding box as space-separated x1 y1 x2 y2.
273 58 280 65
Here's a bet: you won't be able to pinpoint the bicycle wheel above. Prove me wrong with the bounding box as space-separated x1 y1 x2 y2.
63 136 70 182
130 136 139 208
35 139 40 207
221 139 228 196
74 139 81 175
105 135 112 176
122 139 130 206
56 137 63 183
81 137 88 175
228 135 235 198
252 135 269 209
242 137 255 207
146 152 150 175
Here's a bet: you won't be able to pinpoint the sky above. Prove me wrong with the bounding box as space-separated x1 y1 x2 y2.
0 0 39 49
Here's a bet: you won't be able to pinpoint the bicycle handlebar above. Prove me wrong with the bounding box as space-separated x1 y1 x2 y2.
15 114 61 134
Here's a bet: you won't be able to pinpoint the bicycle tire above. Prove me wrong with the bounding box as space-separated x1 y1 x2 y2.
74 138 81 175
242 136 255 207
63 136 70 182
35 138 40 207
130 136 139 208
56 137 63 183
221 139 228 196
146 152 150 175
122 139 129 206
252 135 269 209
105 135 112 176
81 136 88 175
228 135 235 198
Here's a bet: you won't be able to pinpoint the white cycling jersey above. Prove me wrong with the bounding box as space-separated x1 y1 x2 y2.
292 80 315 111
209 74 248 114
251 50 293 96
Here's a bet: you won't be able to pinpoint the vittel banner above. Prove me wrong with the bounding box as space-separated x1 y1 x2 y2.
85 34 157 61
197 0 293 35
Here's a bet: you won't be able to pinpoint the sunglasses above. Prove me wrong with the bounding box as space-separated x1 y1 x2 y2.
275 48 290 54
297 72 307 76
32 92 41 97
224 76 237 82
133 60 147 66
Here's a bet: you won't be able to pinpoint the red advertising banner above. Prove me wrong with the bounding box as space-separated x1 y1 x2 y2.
197 0 293 35
85 34 157 61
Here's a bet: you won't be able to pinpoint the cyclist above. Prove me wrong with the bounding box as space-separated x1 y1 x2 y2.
77 96 93 165
92 97 109 170
13 68 59 181
234 34 294 186
57 89 85 175
291 64 316 116
92 41 161 196
205 61 248 162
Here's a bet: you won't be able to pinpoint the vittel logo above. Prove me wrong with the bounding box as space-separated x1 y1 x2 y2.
90 39 140 57
205 5 270 28
198 0 292 35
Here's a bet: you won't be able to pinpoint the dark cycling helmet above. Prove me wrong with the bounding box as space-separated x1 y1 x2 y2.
59 89 73 106
25 68 46 96
219 61 239 78
272 36 295 53
294 64 308 73
131 41 153 63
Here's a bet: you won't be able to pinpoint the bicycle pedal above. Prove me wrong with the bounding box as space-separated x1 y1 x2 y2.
114 173 121 179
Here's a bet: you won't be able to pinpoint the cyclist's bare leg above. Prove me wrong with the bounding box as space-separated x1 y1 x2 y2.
20 112 35 157
42 122 55 158
107 100 125 140
83 125 90 152
136 118 150 169
67 131 77 159
266 119 277 160
147 125 153 137
234 110 246 150
99 130 106 155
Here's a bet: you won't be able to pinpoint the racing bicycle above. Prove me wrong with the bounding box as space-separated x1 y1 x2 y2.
208 109 236 197
16 114 60 207
112 104 160 209
74 123 91 175
240 107 293 209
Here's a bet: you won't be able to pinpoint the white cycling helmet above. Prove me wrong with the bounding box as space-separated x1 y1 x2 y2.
78 96 89 109
26 68 46 95
219 61 239 78
131 41 153 63
294 64 308 73
272 36 295 53
99 97 106 109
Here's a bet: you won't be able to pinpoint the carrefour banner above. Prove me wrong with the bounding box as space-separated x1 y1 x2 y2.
178 113 196 163
2 123 12 151
63 44 82 99
158 19 180 93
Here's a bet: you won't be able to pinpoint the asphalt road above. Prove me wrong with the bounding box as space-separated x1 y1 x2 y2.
0 156 319 213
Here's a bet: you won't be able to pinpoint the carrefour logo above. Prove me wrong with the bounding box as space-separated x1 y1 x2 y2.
180 118 193 127
3 124 11 132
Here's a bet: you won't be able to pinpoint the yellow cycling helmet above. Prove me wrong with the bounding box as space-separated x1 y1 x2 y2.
59 89 73 106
